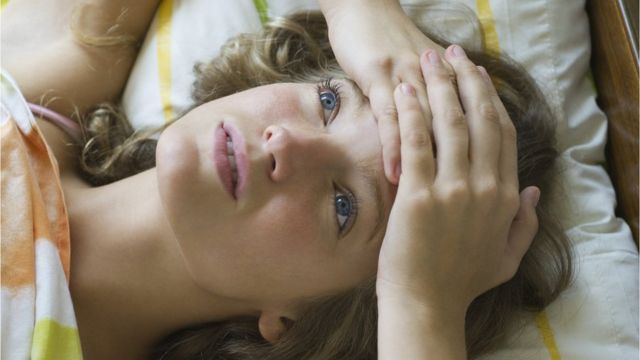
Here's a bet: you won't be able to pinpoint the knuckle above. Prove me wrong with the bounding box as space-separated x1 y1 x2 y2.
378 104 399 123
425 66 452 83
405 130 431 148
398 95 422 113
413 188 433 205
401 187 433 213
475 178 499 200
442 108 466 128
438 180 470 202
454 61 481 78
478 103 500 126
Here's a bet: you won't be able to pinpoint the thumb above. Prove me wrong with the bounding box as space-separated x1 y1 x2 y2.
500 186 541 281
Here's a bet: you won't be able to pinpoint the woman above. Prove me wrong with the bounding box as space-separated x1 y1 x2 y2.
1 0 572 359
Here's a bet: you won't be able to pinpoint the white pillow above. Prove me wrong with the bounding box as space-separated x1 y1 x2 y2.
122 1 639 358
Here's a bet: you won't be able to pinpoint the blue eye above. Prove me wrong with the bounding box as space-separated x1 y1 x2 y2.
320 92 337 110
334 190 357 233
316 79 341 125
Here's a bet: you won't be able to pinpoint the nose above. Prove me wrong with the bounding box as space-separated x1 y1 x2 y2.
262 125 329 183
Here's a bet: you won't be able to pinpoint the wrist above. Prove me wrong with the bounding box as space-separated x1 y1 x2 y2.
377 296 468 359
377 294 468 325
319 0 402 23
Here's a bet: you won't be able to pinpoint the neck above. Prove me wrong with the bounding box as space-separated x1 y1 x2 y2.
63 169 257 359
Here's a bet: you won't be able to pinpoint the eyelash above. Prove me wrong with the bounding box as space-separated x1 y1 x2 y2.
316 78 342 125
316 79 357 235
333 184 359 235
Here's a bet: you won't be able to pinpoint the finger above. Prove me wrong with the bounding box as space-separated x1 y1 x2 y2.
444 45 501 178
400 71 433 153
420 49 469 181
394 82 435 183
499 186 540 282
476 65 519 189
370 80 402 184
397 62 432 128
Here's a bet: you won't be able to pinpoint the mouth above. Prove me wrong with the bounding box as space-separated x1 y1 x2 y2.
213 122 248 200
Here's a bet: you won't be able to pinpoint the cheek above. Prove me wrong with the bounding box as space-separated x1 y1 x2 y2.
245 194 326 254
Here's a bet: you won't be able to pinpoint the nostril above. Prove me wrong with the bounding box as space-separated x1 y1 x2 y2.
271 156 276 171
264 128 273 141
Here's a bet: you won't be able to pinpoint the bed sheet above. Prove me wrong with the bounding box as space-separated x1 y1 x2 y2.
121 1 639 358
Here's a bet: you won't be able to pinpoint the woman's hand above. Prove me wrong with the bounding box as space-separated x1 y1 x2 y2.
319 0 450 185
377 45 541 317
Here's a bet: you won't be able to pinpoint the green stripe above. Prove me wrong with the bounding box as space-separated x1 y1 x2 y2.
253 0 269 25
31 319 83 360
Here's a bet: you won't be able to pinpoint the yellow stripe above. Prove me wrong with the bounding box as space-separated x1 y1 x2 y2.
535 311 562 360
476 0 501 53
31 319 82 360
476 4 560 356
253 0 269 25
1 0 9 10
156 0 175 123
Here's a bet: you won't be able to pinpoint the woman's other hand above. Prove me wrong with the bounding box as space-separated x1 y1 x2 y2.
376 46 541 358
319 0 450 185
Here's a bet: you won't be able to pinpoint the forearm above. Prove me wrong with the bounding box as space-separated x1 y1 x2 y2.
377 296 467 359
1 0 160 117
319 0 402 24
317 0 446 57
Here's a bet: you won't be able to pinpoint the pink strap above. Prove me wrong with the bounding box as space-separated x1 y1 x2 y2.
27 103 81 141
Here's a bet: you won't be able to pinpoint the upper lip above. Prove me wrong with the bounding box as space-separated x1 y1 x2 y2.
222 122 249 199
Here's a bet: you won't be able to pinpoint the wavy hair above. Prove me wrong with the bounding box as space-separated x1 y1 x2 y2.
76 10 573 360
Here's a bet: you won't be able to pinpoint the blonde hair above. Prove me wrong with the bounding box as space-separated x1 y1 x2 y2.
76 11 572 359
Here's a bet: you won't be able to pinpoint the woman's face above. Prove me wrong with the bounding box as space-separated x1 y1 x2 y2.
156 79 395 307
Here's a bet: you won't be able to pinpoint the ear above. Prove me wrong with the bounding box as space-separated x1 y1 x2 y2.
258 311 293 344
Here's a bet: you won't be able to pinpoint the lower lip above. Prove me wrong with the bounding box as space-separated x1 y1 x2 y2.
223 123 248 198
213 124 236 199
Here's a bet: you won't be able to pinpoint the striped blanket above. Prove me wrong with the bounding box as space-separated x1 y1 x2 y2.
1 71 82 359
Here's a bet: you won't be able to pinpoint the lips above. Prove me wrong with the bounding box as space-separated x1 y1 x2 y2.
226 136 239 184
213 122 248 199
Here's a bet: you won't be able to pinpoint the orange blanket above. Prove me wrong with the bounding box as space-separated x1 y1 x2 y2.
1 70 82 359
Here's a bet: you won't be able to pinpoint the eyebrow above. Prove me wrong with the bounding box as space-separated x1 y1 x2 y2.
341 79 386 245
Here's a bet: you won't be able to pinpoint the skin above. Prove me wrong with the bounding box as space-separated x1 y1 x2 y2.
320 0 455 184
43 79 395 358
3 0 540 358
156 80 395 306
376 46 540 359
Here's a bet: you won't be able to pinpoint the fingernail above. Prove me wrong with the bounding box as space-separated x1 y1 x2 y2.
532 188 541 208
451 45 466 58
427 50 440 65
477 66 490 83
400 83 415 96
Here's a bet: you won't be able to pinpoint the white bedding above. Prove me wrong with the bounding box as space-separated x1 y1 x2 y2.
122 1 639 358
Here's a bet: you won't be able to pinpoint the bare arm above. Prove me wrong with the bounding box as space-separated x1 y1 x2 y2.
1 0 160 118
2 0 159 180
377 296 466 359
